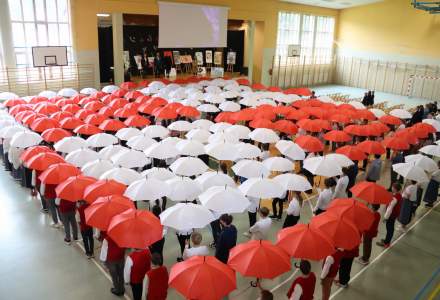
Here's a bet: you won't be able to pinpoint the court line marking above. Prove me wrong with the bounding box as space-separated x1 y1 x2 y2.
413 267 440 300
428 284 440 300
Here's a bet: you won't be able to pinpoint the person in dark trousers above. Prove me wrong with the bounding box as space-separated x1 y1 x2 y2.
59 198 78 245
283 192 301 228
215 214 237 263
77 200 94 258
209 211 222 248
176 229 192 262
377 183 402 248
142 253 169 300
100 234 126 296
321 249 343 300
346 162 358 197
337 245 359 288
389 151 404 190
358 204 381 265
423 163 440 207
124 248 151 300
399 180 418 227
149 204 165 260
270 190 287 220
153 52 163 77
287 260 316 300
365 155 382 182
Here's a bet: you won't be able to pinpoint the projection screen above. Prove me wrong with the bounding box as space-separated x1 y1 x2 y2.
158 1 229 48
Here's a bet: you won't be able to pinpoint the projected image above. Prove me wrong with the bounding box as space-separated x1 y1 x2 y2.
202 7 221 47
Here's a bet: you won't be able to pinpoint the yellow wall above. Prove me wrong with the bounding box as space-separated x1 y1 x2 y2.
337 0 440 59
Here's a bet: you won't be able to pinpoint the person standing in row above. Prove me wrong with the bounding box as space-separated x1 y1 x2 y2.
77 200 94 258
321 249 343 300
287 260 316 300
314 178 336 215
366 155 382 183
215 214 237 264
245 207 272 240
336 245 359 288
283 192 301 228
183 232 209 260
100 234 126 296
346 162 359 197
58 198 78 245
333 168 349 199
176 229 192 262
399 180 418 228
358 204 381 265
423 162 440 207
142 253 169 300
270 190 288 221
149 204 165 260
377 183 402 248
124 248 151 300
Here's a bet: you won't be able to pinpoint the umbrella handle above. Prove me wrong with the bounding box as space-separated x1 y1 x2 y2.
250 278 260 287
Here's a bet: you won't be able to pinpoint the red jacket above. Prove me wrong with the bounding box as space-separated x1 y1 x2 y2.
128 249 151 284
77 203 91 232
287 273 316 300
59 199 76 213
106 237 125 262
146 266 169 300
363 211 381 239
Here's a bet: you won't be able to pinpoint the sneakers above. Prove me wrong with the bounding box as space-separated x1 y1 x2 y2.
40 208 49 214
357 258 369 265
376 240 390 248
64 238 71 245
50 222 60 228
110 288 124 297
86 253 95 259
242 232 251 237
335 281 348 288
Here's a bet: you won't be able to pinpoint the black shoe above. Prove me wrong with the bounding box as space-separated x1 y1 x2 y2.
269 215 278 219
177 257 183 262
110 288 124 296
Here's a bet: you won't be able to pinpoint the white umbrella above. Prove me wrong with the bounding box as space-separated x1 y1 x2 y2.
405 154 438 173
199 186 250 214
0 92 19 101
98 145 129 160
182 98 202 107
165 177 202 201
239 97 258 107
303 156 342 177
390 109 412 119
10 131 42 148
111 149 150 168
225 125 251 140
160 203 215 230
205 86 222 94
325 153 354 167
54 136 87 153
419 145 440 157
392 162 429 182
369 108 386 118
65 148 99 167
186 128 212 144
87 133 118 148
124 178 170 201
220 90 239 100
238 177 285 198
81 159 114 178
192 119 214 130
0 125 27 139
169 157 209 177
168 120 194 132
38 90 57 99
275 140 306 161
197 104 220 113
126 134 157 151
232 159 270 178
161 136 183 146
100 167 142 185
219 101 241 112
273 173 312 192
209 122 232 133
115 127 141 141
205 142 239 161
422 119 440 132
80 87 98 95
195 171 236 190
204 93 225 104
101 85 119 94
262 157 294 172
58 88 78 98
208 132 239 144
144 142 179 159
236 142 262 160
175 140 205 156
249 128 280 144
142 167 176 181
141 125 169 139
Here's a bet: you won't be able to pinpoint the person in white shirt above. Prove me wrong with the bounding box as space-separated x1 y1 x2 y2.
247 196 260 228
244 207 272 240
283 192 301 228
399 181 418 226
333 168 349 199
314 178 336 215
182 232 209 260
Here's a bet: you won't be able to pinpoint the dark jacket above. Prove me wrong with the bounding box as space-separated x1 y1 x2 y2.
215 225 237 263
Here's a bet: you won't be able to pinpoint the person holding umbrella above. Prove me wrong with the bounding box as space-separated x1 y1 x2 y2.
313 178 336 215
176 228 192 262
336 245 359 288
333 167 349 199
377 183 402 248
388 151 404 190
124 248 152 300
358 204 381 265
423 162 440 207
149 204 165 260
183 232 209 260
245 207 272 240
287 260 316 300
283 192 301 228
100 234 126 296
76 200 94 258
321 249 344 300
215 214 237 264
366 154 382 183
399 180 418 228
142 253 169 300
346 163 358 197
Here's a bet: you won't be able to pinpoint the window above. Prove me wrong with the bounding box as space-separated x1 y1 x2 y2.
8 0 73 67
276 12 335 64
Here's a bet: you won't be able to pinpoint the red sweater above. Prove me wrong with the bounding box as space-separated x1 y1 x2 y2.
146 266 169 300
44 184 57 199
287 273 316 300
59 199 76 213
128 249 151 284
106 237 125 262
363 212 381 239
323 250 343 278
389 193 402 219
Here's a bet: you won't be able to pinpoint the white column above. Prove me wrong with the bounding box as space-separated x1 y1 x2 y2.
112 12 124 85
246 20 255 81
0 0 16 67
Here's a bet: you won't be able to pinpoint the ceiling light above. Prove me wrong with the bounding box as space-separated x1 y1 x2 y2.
97 13 110 17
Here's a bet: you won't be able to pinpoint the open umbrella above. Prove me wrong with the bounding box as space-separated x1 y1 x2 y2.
405 154 438 173
273 173 312 192
100 167 143 185
186 128 212 144
350 181 392 205
65 148 100 168
126 134 157 151
10 131 42 148
419 145 440 157
27 152 65 171
205 142 239 161
392 162 429 182
276 224 334 260
55 175 97 202
325 153 354 167
169 256 236 300
54 136 87 153
175 140 205 157
39 163 81 184
81 159 114 178
262 157 294 172
165 177 202 202
199 186 250 214
382 136 410 151
87 133 118 148
168 120 194 132
115 127 141 141
169 157 209 177
108 209 163 248
111 149 150 168
235 143 262 160
336 145 367 161
238 177 285 199
160 202 215 230
390 109 412 119
142 167 176 181
232 159 270 178
83 179 127 204
323 130 351 143
248 128 279 144
295 136 324 153
327 198 374 231
275 140 306 161
41 128 71 143
195 171 236 190
85 195 135 230
303 156 342 177
357 140 386 155
142 125 170 139
20 145 53 163
124 178 170 201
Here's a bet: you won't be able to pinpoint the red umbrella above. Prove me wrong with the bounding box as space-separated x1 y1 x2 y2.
108 209 163 248
15 111 34 123
73 124 102 136
85 195 134 230
329 114 351 124
124 90 143 100
382 136 410 150
273 105 294 116
251 83 266 90
295 135 324 152
276 223 335 260
75 109 94 120
379 115 401 126
30 117 60 132
394 129 419 145
356 140 386 155
215 112 236 124
41 128 72 143
60 117 84 130
62 104 81 114
124 115 151 127
355 109 376 121
147 97 168 107
99 119 126 131
21 145 53 162
323 130 351 143
370 121 390 134
120 82 137 90
152 106 178 120
51 111 74 121
410 123 436 139
22 113 45 126
267 86 282 92
84 101 105 112
124 102 140 111
286 109 310 121
113 107 138 119
138 103 161 115
170 256 236 300
138 80 150 88
112 89 128 98
31 96 50 104
336 145 366 161
311 211 361 249
109 98 129 109
232 108 256 122
102 94 118 105
83 179 127 204
338 103 356 111
357 125 382 137
297 119 326 133
350 181 392 205
71 94 86 103
177 106 200 118
38 163 81 184
135 95 151 105
273 120 298 135
56 98 75 107
9 104 32 116
327 198 374 231
292 100 312 109
26 152 64 171
249 118 274 129
55 175 97 202
99 106 117 117
254 110 276 121
35 102 59 115
236 78 250 86
4 98 26 107
228 240 291 280
78 96 98 106
301 107 328 119
284 87 312 96
92 91 106 99
344 124 363 136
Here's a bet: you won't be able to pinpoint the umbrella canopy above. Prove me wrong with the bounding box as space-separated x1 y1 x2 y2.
390 108 412 119
39 163 81 184
65 148 100 168
165 177 202 202
168 120 194 132
10 131 42 148
275 140 306 161
142 125 170 139
175 140 205 157
225 125 252 140
54 136 87 153
419 145 440 157
327 198 374 231
20 145 53 163
27 152 65 171
170 157 209 177
160 203 215 230
405 154 438 173
336 145 367 161
262 157 294 172
235 142 262 160
238 177 285 198
276 224 335 260
248 128 280 144
273 173 312 192
144 142 179 159
186 128 212 144
303 156 342 177
86 133 118 148
205 142 239 161
195 171 236 190
100 167 143 185
392 162 429 182
111 149 150 169
124 178 170 201
382 136 410 151
108 209 163 248
85 195 135 230
325 153 354 167
41 128 71 143
228 240 291 279
169 256 236 300
357 140 386 155
81 159 114 178
126 134 157 151
83 179 127 204
199 186 250 214
115 127 141 141
323 130 351 142
55 175 97 202
350 181 393 205
295 135 324 153
142 167 176 181
310 211 361 249
232 159 270 178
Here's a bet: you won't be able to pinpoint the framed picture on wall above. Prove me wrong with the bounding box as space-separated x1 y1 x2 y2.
214 51 222 65
195 52 204 65
172 51 181 65
205 50 213 64
227 52 236 65
147 57 154 67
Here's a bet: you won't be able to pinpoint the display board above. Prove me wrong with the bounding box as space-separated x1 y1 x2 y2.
32 46 68 67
